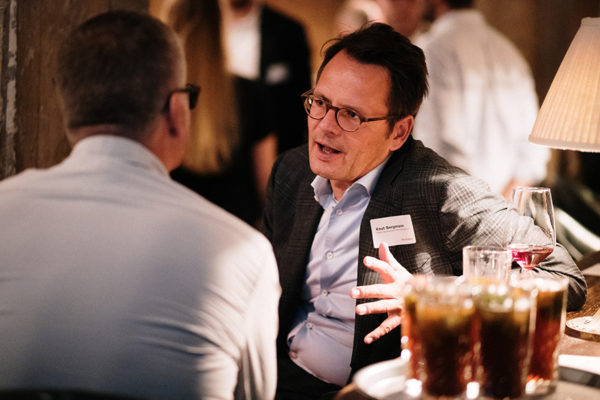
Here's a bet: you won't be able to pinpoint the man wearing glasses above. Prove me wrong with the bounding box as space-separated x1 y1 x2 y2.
0 11 279 400
263 23 586 399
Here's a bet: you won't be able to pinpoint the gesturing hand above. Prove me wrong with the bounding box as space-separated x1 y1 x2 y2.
350 242 413 344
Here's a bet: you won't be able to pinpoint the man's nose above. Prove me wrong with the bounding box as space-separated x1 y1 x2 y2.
319 108 342 134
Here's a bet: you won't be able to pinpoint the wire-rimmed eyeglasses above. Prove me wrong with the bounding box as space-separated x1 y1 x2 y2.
163 83 201 112
301 89 400 132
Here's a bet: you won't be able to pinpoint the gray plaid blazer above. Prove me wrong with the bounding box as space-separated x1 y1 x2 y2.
263 136 586 379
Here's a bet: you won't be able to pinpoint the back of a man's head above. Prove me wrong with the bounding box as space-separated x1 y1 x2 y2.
56 11 182 139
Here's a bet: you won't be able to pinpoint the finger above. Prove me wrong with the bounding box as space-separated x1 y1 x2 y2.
351 284 399 300
355 298 403 316
363 256 414 287
363 315 403 344
363 256 396 281
379 242 401 269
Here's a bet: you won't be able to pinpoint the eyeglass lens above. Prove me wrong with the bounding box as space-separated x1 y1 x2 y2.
304 96 361 132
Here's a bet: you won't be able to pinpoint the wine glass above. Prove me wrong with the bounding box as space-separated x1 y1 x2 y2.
508 187 556 273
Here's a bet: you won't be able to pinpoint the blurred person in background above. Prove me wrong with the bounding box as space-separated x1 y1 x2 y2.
411 0 549 199
161 0 275 227
376 0 429 39
220 0 312 156
0 10 279 400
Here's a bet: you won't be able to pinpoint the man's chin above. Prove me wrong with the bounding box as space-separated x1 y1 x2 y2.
309 159 336 180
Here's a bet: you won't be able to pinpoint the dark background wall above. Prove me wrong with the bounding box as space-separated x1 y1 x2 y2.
2 0 600 179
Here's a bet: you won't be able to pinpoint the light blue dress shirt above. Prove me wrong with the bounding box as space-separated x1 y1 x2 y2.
287 157 390 386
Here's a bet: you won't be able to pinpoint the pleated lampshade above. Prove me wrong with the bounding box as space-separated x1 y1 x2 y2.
529 18 600 152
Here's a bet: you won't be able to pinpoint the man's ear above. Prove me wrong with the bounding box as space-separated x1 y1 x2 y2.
165 91 189 139
389 115 414 151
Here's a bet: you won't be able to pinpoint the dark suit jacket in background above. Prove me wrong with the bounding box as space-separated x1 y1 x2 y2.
259 5 312 153
263 136 587 379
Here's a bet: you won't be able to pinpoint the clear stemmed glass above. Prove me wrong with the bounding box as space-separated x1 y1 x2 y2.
508 187 556 273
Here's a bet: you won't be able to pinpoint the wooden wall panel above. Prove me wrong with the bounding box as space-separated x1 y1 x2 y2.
0 0 14 180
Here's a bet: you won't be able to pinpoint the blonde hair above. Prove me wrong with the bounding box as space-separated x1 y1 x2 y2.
161 0 238 174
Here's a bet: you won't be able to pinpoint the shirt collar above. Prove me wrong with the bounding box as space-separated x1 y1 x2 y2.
311 154 392 208
69 135 169 176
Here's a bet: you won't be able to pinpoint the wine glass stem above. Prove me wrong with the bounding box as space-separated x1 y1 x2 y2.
521 268 533 278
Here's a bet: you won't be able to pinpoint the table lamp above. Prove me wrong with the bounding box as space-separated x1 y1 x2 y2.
528 17 600 341
529 18 600 151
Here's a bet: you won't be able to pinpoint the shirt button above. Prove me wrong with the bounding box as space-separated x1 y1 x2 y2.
336 209 343 216
321 289 328 296
326 252 333 260
306 322 313 329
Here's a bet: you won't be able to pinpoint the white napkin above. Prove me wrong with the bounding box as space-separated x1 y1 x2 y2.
559 354 600 375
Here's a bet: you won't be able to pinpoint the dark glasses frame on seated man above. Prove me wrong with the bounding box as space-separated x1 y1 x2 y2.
163 83 201 112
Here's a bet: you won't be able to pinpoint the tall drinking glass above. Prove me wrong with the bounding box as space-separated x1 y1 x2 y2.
463 246 513 284
401 276 427 381
509 187 556 274
525 276 568 395
414 276 476 399
475 283 537 399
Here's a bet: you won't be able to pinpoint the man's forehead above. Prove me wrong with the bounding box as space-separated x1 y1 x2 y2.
316 51 391 110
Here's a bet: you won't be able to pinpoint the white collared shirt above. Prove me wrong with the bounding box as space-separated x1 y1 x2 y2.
413 9 549 193
223 5 262 80
0 135 280 400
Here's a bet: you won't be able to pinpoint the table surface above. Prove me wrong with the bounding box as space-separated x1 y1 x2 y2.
334 273 600 400
561 275 600 356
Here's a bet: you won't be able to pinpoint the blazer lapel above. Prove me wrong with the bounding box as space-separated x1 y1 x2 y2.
358 138 412 285
276 171 323 352
282 187 323 288
350 138 413 374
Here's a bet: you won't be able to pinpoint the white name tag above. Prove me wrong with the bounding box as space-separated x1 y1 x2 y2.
370 215 416 248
